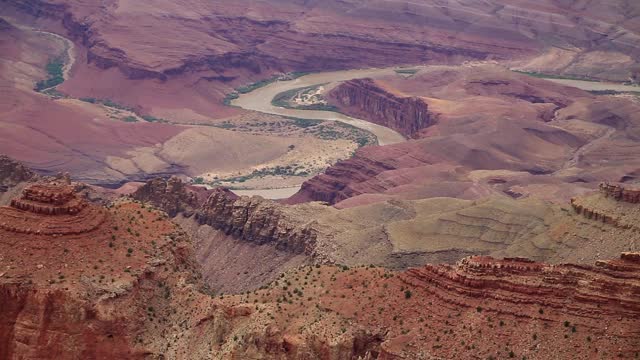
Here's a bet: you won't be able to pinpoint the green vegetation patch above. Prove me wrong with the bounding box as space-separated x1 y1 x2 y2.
512 70 600 82
589 89 640 96
287 117 323 128
223 71 312 106
216 165 311 186
394 68 419 75
141 115 169 123
35 57 65 91
79 97 136 111
271 85 339 112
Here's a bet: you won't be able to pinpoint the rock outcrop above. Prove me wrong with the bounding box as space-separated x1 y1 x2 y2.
132 177 205 217
193 253 640 359
195 188 318 254
599 182 640 203
401 254 640 319
0 183 105 235
327 78 436 138
0 155 35 191
286 145 416 205
570 182 640 230
133 178 320 255
0 184 204 359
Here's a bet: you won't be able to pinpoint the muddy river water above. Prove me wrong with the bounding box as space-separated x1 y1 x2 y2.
230 66 639 199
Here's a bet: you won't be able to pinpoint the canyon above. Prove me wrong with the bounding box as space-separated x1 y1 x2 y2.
0 173 638 359
2 0 640 185
289 65 640 208
2 0 640 358
134 176 640 285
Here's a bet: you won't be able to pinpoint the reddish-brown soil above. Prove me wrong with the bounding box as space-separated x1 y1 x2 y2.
0 177 638 359
177 253 640 359
290 65 640 208
0 181 199 359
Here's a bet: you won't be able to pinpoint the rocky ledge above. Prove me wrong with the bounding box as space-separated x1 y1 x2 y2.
194 188 318 254
599 182 640 203
133 178 319 255
401 253 640 320
571 182 640 230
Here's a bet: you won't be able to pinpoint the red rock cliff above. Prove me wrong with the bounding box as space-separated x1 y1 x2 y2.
328 78 436 138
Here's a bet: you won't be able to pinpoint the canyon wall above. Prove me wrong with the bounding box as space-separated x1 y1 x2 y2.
132 177 204 217
570 182 640 231
287 144 421 205
327 78 436 138
194 188 318 254
133 180 318 255
401 254 640 320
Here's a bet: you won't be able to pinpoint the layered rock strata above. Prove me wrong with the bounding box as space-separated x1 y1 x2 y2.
0 183 105 235
401 254 640 319
600 182 640 203
327 78 436 137
571 182 640 230
132 177 205 217
194 188 318 254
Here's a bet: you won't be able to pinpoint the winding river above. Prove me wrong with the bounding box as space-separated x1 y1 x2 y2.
232 68 410 146
230 68 414 199
11 19 638 200
230 66 640 199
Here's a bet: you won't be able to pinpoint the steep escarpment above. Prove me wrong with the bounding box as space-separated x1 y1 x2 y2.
133 179 319 255
328 78 436 137
195 188 319 254
134 177 640 282
571 182 640 231
599 182 640 203
7 0 640 119
132 177 210 217
287 145 409 205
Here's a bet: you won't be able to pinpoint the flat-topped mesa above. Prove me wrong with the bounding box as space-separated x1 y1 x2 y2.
0 183 105 235
599 182 640 203
400 253 640 319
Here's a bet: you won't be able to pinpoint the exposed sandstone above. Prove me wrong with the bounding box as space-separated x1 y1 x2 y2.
0 183 105 235
194 187 318 254
196 253 640 359
132 177 204 217
401 254 640 319
327 78 436 138
599 182 640 203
